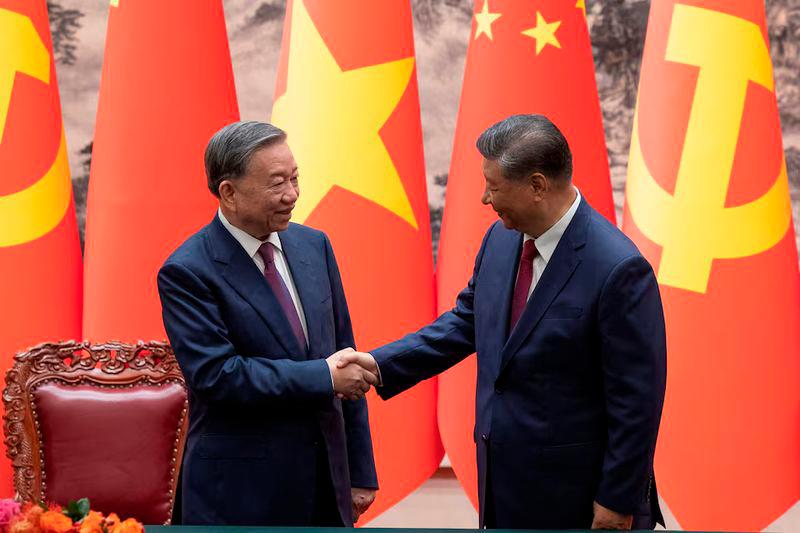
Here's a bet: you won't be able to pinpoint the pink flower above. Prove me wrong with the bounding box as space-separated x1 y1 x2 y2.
0 499 21 527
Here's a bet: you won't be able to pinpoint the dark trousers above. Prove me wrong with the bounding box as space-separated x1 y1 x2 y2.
483 480 497 529
483 441 496 529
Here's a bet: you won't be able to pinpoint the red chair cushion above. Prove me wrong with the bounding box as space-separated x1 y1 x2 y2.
33 382 186 525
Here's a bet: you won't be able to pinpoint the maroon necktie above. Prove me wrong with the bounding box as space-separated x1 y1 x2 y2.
257 242 308 352
510 239 537 331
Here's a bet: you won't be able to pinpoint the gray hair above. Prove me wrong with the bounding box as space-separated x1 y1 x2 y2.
205 121 287 197
476 114 573 182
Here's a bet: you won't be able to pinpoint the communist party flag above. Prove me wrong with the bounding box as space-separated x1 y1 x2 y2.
623 1 800 530
0 0 82 495
436 0 614 507
83 0 239 341
270 0 441 521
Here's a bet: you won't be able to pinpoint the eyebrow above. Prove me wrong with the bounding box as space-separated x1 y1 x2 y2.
268 168 299 179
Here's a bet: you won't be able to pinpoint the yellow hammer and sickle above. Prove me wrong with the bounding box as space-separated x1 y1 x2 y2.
626 4 791 294
0 8 72 248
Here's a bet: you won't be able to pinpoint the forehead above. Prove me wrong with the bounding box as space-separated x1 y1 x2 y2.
247 141 297 176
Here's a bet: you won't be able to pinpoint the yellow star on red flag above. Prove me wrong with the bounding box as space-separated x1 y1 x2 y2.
522 12 562 55
271 0 418 228
474 0 501 40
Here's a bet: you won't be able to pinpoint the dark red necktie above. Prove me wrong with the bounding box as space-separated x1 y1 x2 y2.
257 242 308 352
510 239 537 331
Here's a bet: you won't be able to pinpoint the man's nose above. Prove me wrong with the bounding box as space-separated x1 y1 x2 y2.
481 190 491 205
284 184 299 203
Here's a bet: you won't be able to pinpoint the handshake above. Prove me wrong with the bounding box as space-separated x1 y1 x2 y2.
325 348 380 400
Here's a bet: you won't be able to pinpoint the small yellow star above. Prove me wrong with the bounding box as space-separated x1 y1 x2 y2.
110 0 119 6
521 12 562 55
576 0 586 17
474 0 501 40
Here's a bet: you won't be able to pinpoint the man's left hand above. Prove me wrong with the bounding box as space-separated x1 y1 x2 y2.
591 501 633 530
351 487 376 523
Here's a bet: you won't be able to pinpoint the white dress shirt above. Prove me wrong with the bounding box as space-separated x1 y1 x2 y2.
217 209 309 345
521 188 582 300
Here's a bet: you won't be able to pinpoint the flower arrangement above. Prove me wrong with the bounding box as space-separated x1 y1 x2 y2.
0 499 143 533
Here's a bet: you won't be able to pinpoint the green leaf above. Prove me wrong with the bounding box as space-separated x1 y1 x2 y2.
63 498 91 522
77 498 91 518
63 501 78 520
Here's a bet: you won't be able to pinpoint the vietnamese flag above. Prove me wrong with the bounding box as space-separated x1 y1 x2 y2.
82 0 239 341
623 0 800 530
436 0 614 507
0 0 82 495
270 0 442 522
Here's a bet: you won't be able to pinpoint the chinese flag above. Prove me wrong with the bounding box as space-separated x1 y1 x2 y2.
623 0 800 530
0 0 82 495
271 0 442 521
82 0 239 341
436 0 614 507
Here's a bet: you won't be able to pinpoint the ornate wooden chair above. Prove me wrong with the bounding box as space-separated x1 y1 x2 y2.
2 341 188 525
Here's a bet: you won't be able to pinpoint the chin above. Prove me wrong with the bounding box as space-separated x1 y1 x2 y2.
499 216 515 230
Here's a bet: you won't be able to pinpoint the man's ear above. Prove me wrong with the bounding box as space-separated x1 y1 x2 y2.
527 172 548 199
218 180 236 210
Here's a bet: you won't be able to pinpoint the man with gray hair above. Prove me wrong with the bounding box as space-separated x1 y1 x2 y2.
339 114 667 530
158 121 378 526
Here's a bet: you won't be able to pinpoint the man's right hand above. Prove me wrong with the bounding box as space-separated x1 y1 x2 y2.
336 350 379 375
326 348 378 400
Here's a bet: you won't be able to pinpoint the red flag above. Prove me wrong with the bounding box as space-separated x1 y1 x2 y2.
623 0 800 529
436 0 614 507
0 0 82 495
271 0 442 521
82 0 239 341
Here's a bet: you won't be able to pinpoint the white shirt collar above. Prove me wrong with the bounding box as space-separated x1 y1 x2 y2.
523 188 581 264
217 208 283 259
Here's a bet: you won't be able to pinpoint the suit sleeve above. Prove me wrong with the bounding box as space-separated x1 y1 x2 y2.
595 254 667 515
157 261 333 406
371 224 494 400
322 234 378 490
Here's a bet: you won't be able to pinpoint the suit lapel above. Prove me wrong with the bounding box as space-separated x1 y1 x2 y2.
208 217 303 357
280 228 324 358
499 201 590 373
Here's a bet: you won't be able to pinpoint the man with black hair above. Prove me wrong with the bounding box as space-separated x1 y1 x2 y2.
340 114 666 530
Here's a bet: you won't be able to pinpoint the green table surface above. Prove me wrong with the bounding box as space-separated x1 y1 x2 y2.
145 526 712 533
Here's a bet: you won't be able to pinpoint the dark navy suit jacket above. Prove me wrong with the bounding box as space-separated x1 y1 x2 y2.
157 216 377 526
373 198 666 529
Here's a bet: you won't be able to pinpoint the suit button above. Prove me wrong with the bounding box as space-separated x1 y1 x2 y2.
494 387 502 394
481 434 488 442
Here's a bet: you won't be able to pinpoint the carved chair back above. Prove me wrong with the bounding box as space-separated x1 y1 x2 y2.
2 341 188 525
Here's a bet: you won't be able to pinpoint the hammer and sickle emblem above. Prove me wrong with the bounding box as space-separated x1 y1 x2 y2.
0 8 72 248
626 4 791 294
